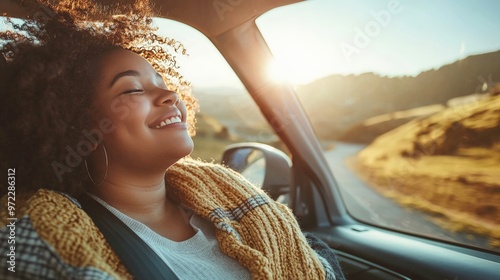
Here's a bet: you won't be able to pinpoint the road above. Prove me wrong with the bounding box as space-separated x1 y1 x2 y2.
323 141 492 248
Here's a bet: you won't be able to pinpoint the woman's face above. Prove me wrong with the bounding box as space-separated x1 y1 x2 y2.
90 49 193 173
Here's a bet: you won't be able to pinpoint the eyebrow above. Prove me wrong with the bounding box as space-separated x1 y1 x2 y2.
108 70 140 89
108 70 164 89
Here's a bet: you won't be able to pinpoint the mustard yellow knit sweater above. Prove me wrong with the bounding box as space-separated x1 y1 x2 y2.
0 159 334 279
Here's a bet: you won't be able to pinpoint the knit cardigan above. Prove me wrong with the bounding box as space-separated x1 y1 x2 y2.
0 159 344 280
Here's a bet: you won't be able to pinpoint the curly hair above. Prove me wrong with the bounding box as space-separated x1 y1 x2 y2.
0 0 197 196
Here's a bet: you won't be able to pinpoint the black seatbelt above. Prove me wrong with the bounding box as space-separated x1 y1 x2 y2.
78 194 180 280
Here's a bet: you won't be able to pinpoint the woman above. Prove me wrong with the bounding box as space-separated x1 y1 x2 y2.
0 0 345 279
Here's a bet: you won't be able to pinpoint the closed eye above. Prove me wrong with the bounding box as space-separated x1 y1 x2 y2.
121 89 144 94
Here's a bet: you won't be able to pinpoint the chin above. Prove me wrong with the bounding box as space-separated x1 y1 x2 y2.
155 136 195 168
175 137 195 158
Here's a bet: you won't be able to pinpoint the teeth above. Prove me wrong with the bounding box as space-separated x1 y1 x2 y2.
155 115 181 128
170 116 181 124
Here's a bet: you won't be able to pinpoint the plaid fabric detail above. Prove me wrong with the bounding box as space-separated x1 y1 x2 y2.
211 194 269 222
209 194 269 241
1 216 115 280
212 220 242 241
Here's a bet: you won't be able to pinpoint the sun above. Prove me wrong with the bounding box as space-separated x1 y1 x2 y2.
266 59 290 84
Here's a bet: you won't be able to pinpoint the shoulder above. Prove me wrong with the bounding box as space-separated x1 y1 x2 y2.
165 158 267 208
167 158 244 179
0 189 82 228
0 189 131 279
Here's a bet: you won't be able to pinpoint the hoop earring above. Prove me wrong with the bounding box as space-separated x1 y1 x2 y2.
84 144 108 186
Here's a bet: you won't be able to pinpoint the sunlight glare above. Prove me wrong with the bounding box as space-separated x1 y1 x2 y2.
267 59 290 83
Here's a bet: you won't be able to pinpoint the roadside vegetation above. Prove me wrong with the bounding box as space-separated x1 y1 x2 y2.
355 89 500 248
189 114 238 162
190 113 286 163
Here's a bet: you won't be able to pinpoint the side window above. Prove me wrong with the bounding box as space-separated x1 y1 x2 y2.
154 19 281 162
257 0 500 253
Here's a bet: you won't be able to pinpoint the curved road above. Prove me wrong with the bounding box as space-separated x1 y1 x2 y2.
324 141 492 249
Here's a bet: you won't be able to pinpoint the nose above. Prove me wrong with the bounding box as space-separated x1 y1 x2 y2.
156 89 179 106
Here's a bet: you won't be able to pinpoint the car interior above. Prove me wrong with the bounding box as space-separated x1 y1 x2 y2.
2 0 499 279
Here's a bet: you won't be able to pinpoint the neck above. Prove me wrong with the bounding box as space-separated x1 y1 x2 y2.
88 171 176 226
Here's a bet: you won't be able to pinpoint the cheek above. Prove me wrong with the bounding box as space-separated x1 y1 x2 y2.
93 96 151 145
106 95 150 124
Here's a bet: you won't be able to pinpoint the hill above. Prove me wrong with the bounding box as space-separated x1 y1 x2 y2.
355 93 500 247
192 87 277 142
340 103 446 143
190 113 239 162
295 50 500 140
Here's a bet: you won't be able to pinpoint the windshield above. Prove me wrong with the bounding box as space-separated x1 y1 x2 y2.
257 0 500 252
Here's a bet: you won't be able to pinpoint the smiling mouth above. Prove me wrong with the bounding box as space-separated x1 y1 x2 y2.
153 115 182 129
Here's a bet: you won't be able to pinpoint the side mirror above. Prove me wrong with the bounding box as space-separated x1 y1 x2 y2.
221 142 291 201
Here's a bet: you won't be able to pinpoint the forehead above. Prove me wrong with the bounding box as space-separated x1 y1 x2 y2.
98 49 155 78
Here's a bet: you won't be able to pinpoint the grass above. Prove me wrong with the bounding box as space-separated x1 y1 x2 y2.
189 113 287 162
354 158 500 248
355 94 500 249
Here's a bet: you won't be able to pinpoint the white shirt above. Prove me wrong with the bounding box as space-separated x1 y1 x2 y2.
88 194 251 280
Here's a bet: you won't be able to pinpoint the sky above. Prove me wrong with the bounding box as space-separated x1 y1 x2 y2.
154 0 500 88
2 0 500 88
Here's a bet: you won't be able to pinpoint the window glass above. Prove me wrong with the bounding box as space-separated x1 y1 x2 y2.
257 0 500 252
153 19 281 162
